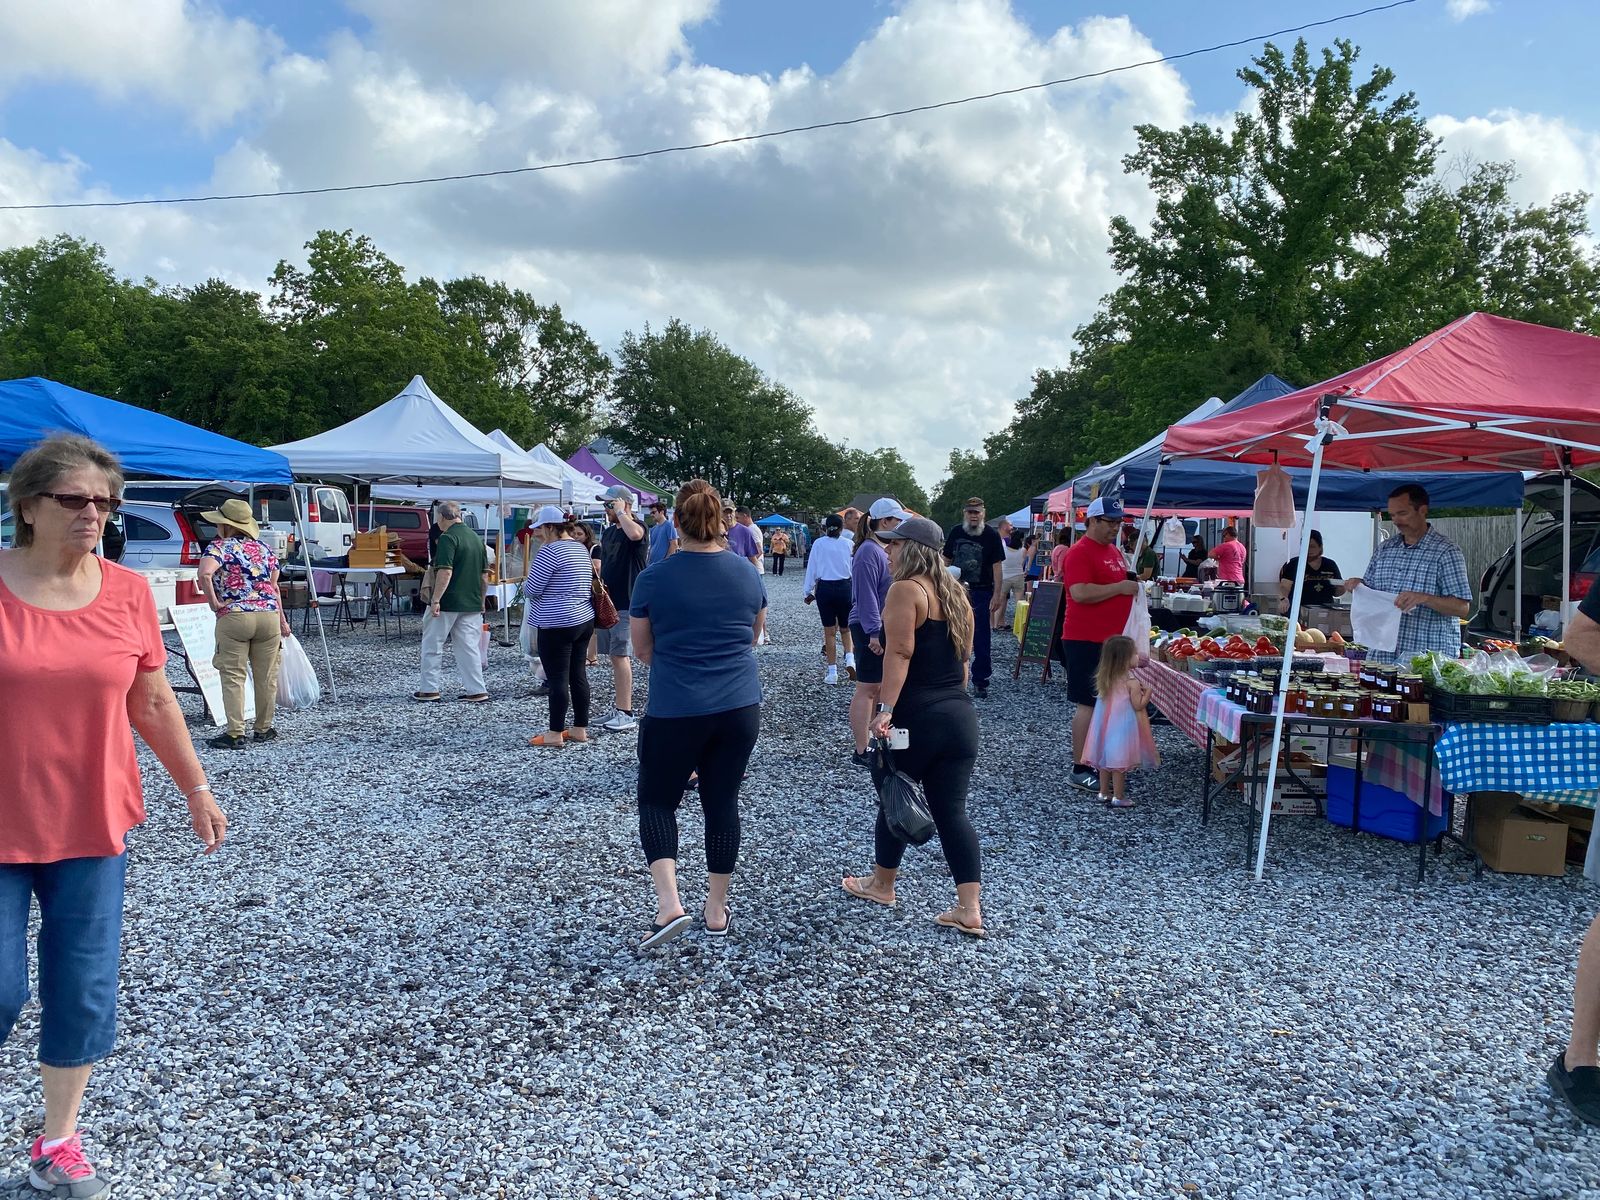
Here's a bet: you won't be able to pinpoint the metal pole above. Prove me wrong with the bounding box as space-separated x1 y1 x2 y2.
1513 505 1524 643
292 486 339 702
498 478 511 645
1132 459 1167 571
1563 464 1574 635
1254 423 1331 881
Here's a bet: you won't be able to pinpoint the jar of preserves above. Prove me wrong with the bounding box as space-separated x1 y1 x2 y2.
1398 674 1426 703
1317 692 1339 718
1336 691 1363 720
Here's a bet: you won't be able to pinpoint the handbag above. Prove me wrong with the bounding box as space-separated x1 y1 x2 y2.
591 577 620 630
419 565 437 606
873 738 935 846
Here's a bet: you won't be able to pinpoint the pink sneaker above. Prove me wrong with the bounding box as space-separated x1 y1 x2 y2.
29 1132 110 1197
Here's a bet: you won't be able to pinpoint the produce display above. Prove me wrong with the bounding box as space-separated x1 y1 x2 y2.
1409 650 1557 696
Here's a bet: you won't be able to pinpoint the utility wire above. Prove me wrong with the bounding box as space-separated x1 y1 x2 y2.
0 0 1417 212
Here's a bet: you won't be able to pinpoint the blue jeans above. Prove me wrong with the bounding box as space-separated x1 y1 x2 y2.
0 854 127 1068
968 587 993 686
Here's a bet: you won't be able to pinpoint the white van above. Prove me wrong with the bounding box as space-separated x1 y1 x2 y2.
259 484 356 564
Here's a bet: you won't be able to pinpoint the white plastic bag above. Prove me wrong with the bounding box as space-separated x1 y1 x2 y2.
480 622 491 666
1253 466 1296 528
1122 588 1151 663
276 634 322 711
1162 517 1188 548
1350 584 1402 653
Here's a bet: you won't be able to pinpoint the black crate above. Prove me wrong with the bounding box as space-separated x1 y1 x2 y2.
1429 690 1553 725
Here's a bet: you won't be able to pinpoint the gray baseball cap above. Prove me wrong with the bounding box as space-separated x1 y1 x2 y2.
880 516 944 551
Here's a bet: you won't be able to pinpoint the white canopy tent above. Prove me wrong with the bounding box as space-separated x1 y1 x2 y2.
272 376 569 641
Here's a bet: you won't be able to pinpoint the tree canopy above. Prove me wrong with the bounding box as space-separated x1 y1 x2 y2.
932 39 1600 527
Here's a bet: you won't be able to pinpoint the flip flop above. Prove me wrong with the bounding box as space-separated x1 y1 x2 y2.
842 876 896 907
1107 797 1136 810
705 907 733 938
411 692 442 702
934 908 987 939
527 732 566 748
638 913 693 949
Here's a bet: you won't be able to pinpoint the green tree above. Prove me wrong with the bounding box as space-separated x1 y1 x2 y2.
605 318 844 510
833 447 930 514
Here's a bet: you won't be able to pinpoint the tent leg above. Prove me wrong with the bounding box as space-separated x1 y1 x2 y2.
1132 459 1167 570
498 480 511 645
1514 506 1524 643
1563 466 1573 636
1254 434 1329 882
293 487 339 703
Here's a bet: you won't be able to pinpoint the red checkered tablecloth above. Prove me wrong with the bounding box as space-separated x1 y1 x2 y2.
1133 661 1209 747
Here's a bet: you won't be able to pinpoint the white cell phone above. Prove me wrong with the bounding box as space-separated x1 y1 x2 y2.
888 727 909 750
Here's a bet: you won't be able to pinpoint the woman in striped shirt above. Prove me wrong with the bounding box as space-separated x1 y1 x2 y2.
522 506 597 748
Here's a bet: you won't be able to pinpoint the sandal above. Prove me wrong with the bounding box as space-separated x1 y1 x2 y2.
527 732 566 748
842 875 896 907
1107 797 1135 809
638 912 692 949
704 906 732 937
934 906 987 939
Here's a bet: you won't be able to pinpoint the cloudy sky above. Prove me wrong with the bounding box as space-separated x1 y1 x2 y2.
2 0 1596 487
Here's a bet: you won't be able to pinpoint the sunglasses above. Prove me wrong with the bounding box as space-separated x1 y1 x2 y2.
41 492 121 514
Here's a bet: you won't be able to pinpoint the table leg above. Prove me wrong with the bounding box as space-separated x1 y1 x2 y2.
1202 727 1215 824
1351 727 1365 841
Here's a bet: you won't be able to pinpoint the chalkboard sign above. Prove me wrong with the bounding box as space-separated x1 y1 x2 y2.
1014 581 1064 681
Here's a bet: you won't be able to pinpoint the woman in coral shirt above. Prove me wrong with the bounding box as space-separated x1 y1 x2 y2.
0 435 227 1196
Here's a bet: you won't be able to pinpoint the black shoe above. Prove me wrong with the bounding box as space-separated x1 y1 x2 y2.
207 733 247 751
851 750 874 770
253 729 279 744
974 683 989 699
1549 1052 1600 1126
1068 767 1099 793
531 684 550 697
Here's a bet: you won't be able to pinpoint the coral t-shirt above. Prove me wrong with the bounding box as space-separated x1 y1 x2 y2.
1213 538 1247 584
1059 536 1134 644
0 558 167 863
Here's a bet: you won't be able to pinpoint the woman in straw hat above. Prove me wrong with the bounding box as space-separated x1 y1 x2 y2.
197 497 291 750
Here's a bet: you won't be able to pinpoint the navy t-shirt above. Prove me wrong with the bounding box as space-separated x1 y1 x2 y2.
630 550 767 718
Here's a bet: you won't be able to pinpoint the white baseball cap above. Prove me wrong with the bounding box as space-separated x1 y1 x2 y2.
531 505 568 528
868 497 911 521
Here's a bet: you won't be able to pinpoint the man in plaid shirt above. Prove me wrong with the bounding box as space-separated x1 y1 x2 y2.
1342 483 1471 664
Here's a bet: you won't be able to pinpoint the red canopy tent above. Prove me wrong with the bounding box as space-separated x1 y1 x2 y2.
1160 312 1600 879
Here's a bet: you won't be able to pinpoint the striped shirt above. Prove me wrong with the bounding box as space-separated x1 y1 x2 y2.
522 539 595 630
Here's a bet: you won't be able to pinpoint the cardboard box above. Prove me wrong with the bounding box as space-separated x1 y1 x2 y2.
1249 784 1323 816
1474 793 1567 876
279 580 310 610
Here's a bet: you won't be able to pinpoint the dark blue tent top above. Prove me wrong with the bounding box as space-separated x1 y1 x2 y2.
1083 374 1525 511
0 377 291 483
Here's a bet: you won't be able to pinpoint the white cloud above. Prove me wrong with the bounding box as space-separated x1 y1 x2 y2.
1446 0 1492 20
0 0 280 129
1430 109 1600 220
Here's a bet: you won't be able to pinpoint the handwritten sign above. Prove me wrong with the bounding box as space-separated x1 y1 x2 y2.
1013 581 1063 681
168 603 254 728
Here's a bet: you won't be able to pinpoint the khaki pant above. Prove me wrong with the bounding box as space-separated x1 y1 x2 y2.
214 610 283 738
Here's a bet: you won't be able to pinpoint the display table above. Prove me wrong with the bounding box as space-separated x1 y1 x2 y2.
1133 661 1209 747
306 565 409 638
1435 722 1600 808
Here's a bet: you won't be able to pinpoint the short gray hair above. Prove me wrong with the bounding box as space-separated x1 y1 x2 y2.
8 434 124 548
437 500 462 521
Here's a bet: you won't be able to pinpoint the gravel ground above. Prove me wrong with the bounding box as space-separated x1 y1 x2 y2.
4 572 1600 1199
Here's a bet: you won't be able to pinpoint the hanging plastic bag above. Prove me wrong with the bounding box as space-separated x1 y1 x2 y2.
1122 588 1152 663
872 739 935 846
480 622 491 665
1350 584 1402 652
276 634 322 711
1253 466 1296 529
1162 517 1188 548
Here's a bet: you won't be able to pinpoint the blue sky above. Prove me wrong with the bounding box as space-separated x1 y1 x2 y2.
0 1 1593 483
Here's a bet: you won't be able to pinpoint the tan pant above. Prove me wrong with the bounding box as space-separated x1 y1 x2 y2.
214 610 282 738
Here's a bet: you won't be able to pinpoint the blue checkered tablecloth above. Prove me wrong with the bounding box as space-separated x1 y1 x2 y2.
1434 722 1600 808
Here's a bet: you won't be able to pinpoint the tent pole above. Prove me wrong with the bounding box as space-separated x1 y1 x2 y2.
1133 459 1167 570
292 486 338 703
1254 417 1330 882
1564 461 1574 635
498 478 511 645
1514 506 1524 643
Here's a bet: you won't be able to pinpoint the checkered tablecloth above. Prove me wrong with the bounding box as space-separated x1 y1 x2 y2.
1196 688 1247 743
1133 661 1209 747
1434 722 1600 808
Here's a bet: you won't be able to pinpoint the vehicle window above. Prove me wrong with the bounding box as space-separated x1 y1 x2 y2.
123 513 173 542
383 510 423 530
319 488 352 524
263 497 298 524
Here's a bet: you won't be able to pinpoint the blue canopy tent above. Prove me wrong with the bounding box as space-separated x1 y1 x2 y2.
1076 375 1525 511
0 377 292 482
756 514 802 528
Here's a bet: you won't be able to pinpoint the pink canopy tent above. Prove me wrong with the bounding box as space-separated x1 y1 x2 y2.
1161 312 1600 879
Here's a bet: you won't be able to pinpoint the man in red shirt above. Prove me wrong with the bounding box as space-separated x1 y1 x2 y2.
1059 496 1140 792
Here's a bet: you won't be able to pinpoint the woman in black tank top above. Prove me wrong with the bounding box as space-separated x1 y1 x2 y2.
841 518 985 938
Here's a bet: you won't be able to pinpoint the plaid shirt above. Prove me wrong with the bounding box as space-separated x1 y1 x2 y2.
1362 527 1471 663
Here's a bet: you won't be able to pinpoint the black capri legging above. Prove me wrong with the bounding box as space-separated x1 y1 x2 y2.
537 619 594 732
638 704 760 875
874 691 981 885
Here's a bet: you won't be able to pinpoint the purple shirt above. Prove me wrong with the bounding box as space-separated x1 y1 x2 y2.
849 540 891 636
727 522 761 561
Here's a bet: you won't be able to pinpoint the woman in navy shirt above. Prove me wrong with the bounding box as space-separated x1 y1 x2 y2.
629 481 766 948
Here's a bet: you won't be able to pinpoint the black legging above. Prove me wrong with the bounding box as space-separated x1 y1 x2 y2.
772 553 787 576
537 620 594 732
874 691 981 884
638 704 760 874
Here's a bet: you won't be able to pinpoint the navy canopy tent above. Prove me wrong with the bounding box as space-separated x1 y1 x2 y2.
0 377 292 482
1077 375 1525 510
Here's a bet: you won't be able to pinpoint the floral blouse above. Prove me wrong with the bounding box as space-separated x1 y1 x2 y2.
202 536 281 614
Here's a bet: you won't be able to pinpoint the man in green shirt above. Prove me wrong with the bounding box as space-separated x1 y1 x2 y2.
415 500 489 702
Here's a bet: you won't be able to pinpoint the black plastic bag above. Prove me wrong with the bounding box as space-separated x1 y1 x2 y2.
874 738 935 846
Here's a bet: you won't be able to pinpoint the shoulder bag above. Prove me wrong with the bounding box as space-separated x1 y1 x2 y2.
592 576 620 629
872 738 935 846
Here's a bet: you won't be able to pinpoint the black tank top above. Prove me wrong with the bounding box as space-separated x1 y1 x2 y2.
902 581 966 697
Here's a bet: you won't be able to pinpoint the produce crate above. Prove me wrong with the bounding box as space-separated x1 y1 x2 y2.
1428 690 1553 725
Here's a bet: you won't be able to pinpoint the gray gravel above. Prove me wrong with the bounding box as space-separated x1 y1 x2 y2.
3 573 1599 1199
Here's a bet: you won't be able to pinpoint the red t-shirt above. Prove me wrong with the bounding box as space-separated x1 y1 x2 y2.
1059 536 1134 643
0 559 167 863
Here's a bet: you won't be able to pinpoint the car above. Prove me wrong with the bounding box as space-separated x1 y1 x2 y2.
1471 474 1600 640
367 503 433 563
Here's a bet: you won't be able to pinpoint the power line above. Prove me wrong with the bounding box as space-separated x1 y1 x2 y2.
0 0 1417 212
